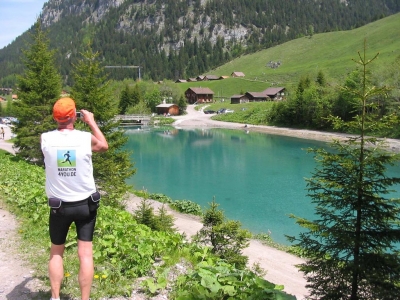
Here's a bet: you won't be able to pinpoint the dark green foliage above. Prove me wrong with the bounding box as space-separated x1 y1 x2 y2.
316 70 326 86
70 45 135 206
194 199 251 269
268 75 333 129
331 70 363 122
154 205 175 232
133 198 176 232
13 21 62 165
133 198 158 229
288 43 400 299
118 84 134 114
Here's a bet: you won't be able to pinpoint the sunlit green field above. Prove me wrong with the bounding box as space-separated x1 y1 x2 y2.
176 13 400 98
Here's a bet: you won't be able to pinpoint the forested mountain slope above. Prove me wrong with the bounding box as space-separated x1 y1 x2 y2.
0 0 399 87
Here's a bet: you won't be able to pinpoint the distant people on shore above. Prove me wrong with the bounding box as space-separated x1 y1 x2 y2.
0 127 4 139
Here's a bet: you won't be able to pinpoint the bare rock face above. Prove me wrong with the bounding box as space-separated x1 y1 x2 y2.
39 0 254 55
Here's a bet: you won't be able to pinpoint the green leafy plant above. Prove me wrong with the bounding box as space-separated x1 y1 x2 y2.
171 259 296 300
171 199 203 216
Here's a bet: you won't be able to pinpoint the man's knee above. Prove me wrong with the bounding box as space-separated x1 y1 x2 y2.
77 240 93 260
50 244 65 258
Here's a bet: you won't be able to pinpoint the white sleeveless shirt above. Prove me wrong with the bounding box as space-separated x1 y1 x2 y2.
41 129 96 201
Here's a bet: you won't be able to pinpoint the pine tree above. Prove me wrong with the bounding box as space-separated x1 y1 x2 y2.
118 84 133 114
14 21 62 164
194 198 251 269
71 45 135 207
288 41 400 299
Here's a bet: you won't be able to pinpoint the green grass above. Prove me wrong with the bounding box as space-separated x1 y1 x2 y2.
176 13 400 98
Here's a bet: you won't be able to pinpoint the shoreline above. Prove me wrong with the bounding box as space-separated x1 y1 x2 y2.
171 105 400 151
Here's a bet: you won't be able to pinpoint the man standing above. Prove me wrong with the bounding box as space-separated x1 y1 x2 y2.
41 97 108 300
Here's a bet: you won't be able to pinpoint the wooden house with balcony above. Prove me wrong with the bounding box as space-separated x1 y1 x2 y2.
230 94 249 104
263 87 286 100
185 87 214 104
244 92 269 102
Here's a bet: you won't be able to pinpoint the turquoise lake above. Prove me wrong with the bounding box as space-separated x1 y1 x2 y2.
124 126 400 245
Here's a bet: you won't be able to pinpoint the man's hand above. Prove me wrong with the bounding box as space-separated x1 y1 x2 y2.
79 109 108 152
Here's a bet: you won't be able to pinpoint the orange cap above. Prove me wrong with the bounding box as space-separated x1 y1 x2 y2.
53 97 76 122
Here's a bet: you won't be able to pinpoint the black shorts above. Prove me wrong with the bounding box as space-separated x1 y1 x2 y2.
49 198 97 245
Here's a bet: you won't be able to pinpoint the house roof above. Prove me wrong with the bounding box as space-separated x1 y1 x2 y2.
246 92 268 98
187 78 197 82
231 71 245 77
175 79 187 83
187 87 214 95
263 87 285 96
205 75 220 80
156 103 178 108
231 94 245 99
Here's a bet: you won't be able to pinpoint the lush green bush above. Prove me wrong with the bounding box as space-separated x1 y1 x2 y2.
140 191 203 216
171 199 203 216
171 259 296 300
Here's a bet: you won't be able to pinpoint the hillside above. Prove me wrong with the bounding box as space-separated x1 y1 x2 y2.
0 0 399 87
175 12 400 98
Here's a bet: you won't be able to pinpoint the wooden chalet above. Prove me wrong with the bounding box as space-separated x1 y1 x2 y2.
185 87 214 104
187 78 197 82
204 75 220 81
230 94 248 104
231 71 245 77
156 103 180 116
175 79 187 83
196 75 205 81
263 87 286 100
244 92 269 102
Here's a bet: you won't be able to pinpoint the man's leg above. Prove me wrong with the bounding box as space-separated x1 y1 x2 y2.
48 243 65 299
77 240 94 300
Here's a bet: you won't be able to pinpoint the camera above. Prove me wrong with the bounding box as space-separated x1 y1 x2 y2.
76 112 82 118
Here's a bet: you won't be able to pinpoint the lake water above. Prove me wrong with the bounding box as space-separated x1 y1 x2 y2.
124 126 400 245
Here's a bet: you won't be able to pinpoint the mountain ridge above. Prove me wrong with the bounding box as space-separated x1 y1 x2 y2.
0 0 399 87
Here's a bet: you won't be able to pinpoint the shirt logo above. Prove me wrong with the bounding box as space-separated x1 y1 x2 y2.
57 150 76 167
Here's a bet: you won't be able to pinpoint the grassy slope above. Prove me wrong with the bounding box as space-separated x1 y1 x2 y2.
176 13 400 98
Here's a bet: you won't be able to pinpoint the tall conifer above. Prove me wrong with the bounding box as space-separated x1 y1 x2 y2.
14 21 62 164
71 46 135 206
288 42 400 299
